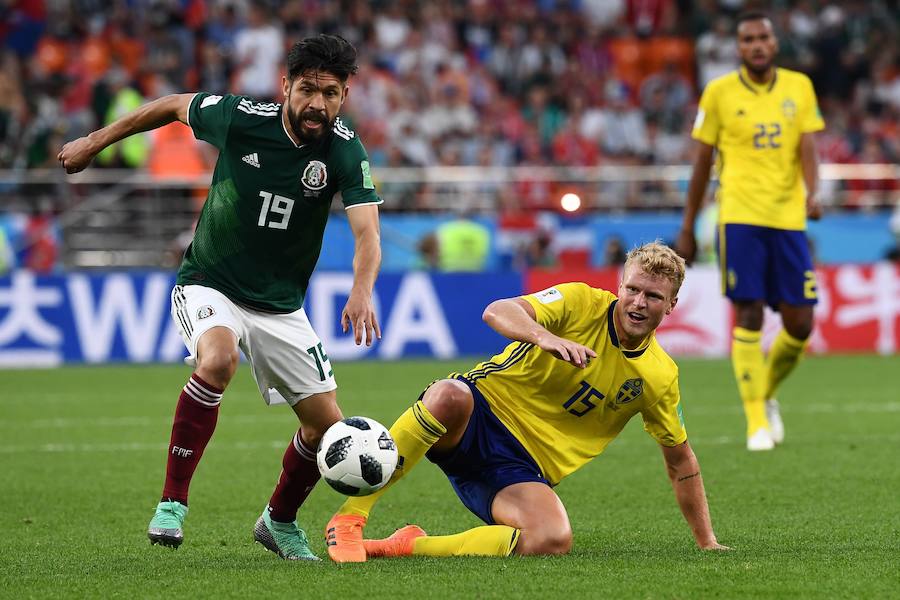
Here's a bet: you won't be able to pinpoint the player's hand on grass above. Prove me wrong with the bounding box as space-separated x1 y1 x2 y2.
342 290 381 346
58 136 100 174
535 333 597 368
674 228 697 265
806 192 822 221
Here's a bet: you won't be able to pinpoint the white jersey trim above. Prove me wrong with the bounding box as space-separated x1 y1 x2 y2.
344 198 384 210
185 93 200 129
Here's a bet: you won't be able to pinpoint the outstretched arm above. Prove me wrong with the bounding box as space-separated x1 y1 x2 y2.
482 297 596 368
660 441 730 550
58 93 195 173
343 204 382 346
675 141 715 265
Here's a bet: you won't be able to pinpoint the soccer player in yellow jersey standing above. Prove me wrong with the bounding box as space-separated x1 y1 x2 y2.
325 242 729 561
676 12 824 451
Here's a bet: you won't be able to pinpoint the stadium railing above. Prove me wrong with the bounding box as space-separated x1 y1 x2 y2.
0 163 896 269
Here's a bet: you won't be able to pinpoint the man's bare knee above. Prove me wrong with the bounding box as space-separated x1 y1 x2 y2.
197 347 239 388
517 528 573 556
422 379 472 427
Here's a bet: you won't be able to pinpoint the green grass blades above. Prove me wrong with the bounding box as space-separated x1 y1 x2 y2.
1 356 898 598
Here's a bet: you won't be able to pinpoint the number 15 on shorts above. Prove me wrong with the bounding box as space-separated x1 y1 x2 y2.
307 342 333 381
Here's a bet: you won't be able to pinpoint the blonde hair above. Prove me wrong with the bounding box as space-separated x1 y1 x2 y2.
624 240 686 297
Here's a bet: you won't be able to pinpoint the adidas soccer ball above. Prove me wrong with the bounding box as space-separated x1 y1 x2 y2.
317 417 398 496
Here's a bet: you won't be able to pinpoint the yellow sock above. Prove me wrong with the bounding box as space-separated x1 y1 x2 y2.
765 329 808 400
732 327 768 436
413 525 520 557
338 401 446 519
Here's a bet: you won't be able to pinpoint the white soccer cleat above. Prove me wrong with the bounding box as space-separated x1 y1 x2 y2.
747 427 775 452
766 399 784 445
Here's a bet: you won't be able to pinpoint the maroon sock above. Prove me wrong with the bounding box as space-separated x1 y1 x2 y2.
268 430 321 523
161 373 223 505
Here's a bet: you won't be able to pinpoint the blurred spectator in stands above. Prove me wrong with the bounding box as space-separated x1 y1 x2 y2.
602 235 627 266
420 70 477 141
626 0 676 37
597 79 648 157
581 0 625 30
525 229 557 268
487 23 526 97
0 52 27 168
517 24 566 87
199 40 231 94
22 203 58 273
206 3 241 57
522 84 565 151
695 15 736 87
640 61 691 133
418 210 491 272
96 68 149 168
0 220 11 275
552 115 601 167
233 1 284 101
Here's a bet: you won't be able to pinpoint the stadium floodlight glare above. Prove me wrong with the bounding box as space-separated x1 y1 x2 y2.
560 192 581 212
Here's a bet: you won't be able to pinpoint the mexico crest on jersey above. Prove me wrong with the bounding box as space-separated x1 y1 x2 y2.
615 378 644 404
197 305 216 320
301 160 328 190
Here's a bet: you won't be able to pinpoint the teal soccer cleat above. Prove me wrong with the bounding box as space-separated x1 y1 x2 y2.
254 506 320 561
148 500 188 548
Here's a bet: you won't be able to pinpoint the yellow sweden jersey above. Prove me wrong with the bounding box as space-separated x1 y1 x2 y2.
692 67 824 231
464 283 687 486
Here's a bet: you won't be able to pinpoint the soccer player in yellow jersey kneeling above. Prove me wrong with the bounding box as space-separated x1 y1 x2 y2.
325 242 729 561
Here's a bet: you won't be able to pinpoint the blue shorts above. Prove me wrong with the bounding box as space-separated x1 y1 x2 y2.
425 376 549 525
717 223 818 309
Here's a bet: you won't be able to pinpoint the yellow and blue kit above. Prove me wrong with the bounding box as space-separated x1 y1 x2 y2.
426 283 687 524
692 66 824 306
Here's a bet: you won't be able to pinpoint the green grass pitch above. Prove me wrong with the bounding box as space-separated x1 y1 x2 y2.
1 356 898 598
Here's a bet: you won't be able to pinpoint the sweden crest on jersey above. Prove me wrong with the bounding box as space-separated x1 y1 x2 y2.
615 378 644 404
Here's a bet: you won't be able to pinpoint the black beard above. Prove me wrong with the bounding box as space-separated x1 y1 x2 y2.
743 58 773 77
289 110 332 144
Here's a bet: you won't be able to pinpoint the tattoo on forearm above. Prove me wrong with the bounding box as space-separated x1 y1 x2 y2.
677 472 700 482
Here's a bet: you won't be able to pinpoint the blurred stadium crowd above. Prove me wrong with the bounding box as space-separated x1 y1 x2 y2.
1 0 898 274
2 0 898 179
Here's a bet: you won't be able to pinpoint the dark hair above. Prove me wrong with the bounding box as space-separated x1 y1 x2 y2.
735 10 772 29
287 34 359 82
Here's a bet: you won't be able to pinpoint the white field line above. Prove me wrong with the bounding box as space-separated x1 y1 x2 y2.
2 432 900 456
0 439 287 455
4 401 899 431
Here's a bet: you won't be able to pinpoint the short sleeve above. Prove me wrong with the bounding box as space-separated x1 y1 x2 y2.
799 76 825 134
691 83 720 146
640 376 688 447
187 93 242 150
331 127 382 209
521 282 593 334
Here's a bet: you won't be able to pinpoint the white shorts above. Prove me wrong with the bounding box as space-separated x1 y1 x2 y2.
170 284 336 406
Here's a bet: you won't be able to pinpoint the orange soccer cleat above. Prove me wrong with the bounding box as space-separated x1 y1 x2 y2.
325 514 367 563
363 525 427 559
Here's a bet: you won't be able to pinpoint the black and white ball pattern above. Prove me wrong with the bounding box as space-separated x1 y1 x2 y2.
316 416 398 496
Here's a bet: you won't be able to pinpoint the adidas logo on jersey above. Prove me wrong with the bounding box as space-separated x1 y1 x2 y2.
242 153 261 168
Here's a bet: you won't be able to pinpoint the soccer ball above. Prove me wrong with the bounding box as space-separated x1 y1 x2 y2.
316 417 398 496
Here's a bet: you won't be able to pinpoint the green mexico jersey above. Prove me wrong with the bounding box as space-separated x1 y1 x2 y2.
177 92 382 312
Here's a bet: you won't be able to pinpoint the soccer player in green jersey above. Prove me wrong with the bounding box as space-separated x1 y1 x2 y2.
59 35 383 560
326 242 729 562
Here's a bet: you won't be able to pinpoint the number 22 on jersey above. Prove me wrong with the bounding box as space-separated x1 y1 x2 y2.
257 191 294 229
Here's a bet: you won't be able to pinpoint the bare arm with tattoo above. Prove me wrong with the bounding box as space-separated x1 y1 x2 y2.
661 441 730 550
